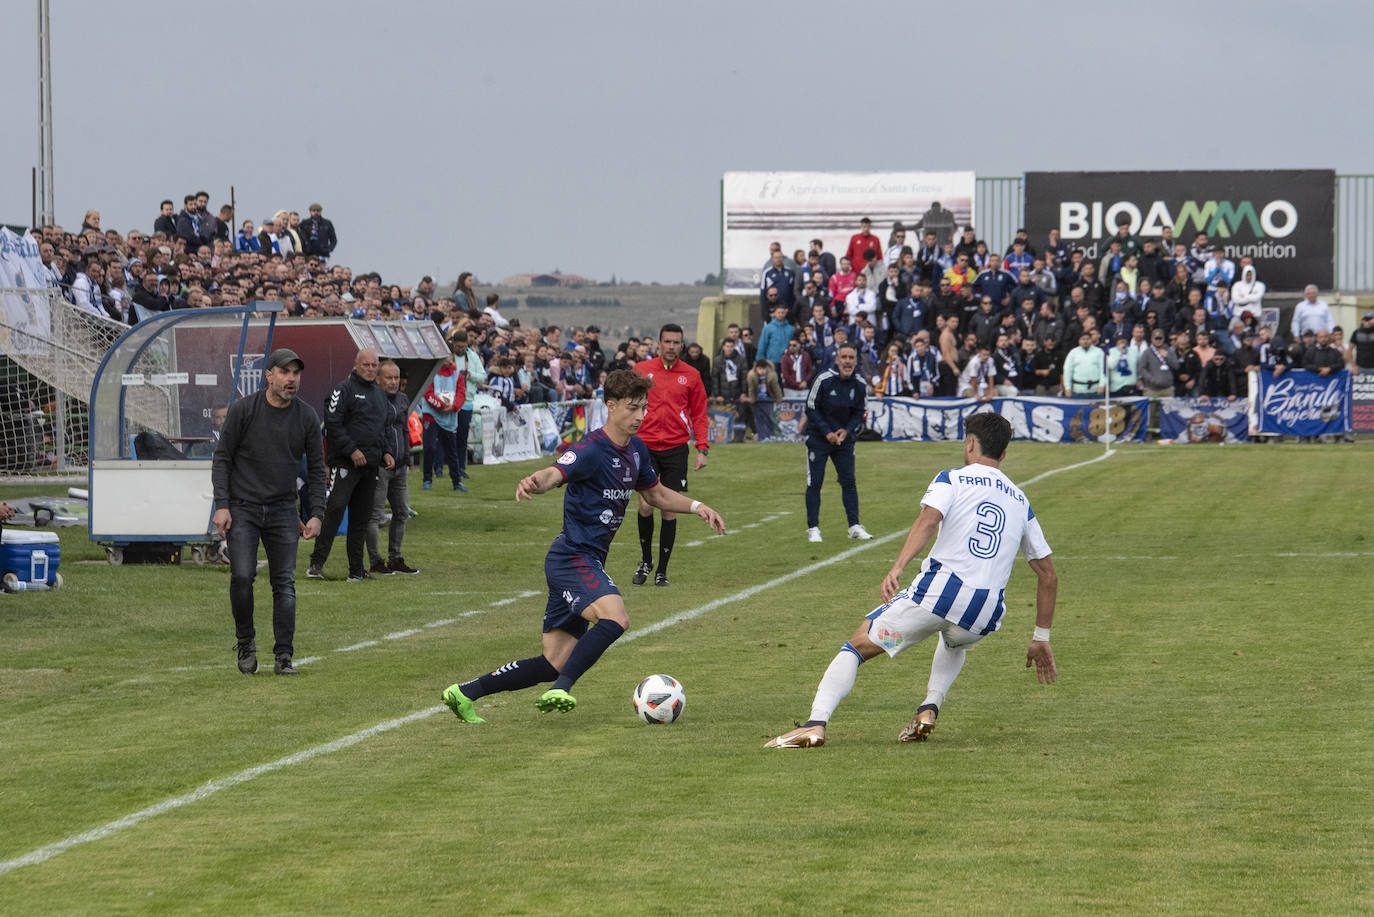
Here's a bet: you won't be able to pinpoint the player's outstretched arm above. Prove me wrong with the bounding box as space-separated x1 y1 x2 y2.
1025 555 1058 684
642 484 726 535
516 466 566 502
880 505 943 603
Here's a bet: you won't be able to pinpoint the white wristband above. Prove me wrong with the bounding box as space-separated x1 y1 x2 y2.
689 500 701 513
1032 626 1051 643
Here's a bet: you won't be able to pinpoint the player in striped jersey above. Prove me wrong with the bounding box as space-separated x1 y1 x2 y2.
766 412 1059 748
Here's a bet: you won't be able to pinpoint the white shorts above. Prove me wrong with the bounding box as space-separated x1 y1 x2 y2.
864 594 986 658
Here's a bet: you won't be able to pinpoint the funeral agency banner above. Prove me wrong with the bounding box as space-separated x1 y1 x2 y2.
722 171 975 295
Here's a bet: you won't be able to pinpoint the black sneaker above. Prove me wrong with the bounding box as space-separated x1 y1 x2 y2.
306 563 324 579
388 557 419 575
274 657 298 676
369 560 394 576
236 640 258 675
632 561 652 586
347 571 374 582
654 572 670 587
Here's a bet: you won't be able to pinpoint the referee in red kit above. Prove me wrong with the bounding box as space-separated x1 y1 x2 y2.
632 323 709 587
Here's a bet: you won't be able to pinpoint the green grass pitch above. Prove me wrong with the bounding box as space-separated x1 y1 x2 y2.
1 441 1370 915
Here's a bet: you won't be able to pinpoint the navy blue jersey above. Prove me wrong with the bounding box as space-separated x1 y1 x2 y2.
550 428 658 563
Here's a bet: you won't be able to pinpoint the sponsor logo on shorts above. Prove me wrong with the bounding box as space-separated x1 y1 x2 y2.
875 625 903 650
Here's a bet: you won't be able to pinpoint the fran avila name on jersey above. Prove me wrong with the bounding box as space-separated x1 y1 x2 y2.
954 473 1027 505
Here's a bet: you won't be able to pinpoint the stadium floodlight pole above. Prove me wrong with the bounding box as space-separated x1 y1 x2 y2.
36 0 55 225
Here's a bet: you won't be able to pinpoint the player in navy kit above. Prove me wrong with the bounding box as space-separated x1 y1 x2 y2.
441 370 727 722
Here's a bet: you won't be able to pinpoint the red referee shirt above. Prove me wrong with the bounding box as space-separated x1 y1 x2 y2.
632 356 709 452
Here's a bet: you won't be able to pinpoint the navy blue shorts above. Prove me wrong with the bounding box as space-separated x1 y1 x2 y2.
542 545 620 636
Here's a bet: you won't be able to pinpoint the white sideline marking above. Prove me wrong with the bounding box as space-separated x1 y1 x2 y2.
0 707 442 877
622 532 903 643
2 452 1112 876
384 629 422 641
336 640 380 652
684 510 792 548
1014 447 1116 488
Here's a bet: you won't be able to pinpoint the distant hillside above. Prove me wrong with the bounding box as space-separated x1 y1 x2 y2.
442 282 715 345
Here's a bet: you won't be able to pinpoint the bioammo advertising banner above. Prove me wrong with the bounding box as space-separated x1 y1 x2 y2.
1024 170 1335 290
722 171 975 295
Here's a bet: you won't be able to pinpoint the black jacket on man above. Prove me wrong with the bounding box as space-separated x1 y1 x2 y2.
381 389 410 462
175 209 204 249
322 370 390 468
153 214 177 238
300 215 338 257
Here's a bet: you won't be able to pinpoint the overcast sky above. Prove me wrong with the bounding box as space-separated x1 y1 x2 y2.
3 1 1369 286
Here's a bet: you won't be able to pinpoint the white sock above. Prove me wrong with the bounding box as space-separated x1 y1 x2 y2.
809 645 863 723
923 637 967 709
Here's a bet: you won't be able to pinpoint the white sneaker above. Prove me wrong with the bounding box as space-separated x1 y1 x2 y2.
806 527 823 543
848 524 873 540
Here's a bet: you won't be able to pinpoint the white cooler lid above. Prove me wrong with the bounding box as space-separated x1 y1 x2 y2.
2 529 60 544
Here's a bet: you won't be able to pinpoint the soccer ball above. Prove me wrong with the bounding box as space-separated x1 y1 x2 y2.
632 674 685 724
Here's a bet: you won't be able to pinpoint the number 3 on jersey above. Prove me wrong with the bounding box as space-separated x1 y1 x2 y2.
967 501 1005 558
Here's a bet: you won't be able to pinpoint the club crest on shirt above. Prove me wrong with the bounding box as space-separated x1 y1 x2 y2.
557 451 577 465
678 375 687 385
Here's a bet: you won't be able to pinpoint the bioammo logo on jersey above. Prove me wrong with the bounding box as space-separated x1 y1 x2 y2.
1058 199 1298 242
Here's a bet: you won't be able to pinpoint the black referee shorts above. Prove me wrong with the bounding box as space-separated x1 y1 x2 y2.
649 444 690 492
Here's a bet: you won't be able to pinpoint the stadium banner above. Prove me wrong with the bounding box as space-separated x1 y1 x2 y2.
0 228 55 355
1023 170 1335 290
722 171 975 295
1158 398 1252 443
473 398 608 465
1257 368 1351 436
707 408 738 444
866 396 1148 444
769 398 808 442
1350 372 1374 434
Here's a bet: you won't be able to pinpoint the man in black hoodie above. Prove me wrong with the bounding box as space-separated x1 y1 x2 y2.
307 348 394 581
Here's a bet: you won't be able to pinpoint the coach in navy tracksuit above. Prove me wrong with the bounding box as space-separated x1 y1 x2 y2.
803 342 872 543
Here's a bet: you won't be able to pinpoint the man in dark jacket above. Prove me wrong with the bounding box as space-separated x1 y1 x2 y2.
308 348 394 581
366 360 417 576
174 194 204 250
132 271 175 314
300 203 338 258
804 344 871 543
153 199 177 238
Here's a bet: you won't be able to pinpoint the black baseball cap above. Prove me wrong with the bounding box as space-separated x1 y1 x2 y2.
265 348 304 371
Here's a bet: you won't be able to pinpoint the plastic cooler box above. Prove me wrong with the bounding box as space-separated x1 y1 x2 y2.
1 529 61 586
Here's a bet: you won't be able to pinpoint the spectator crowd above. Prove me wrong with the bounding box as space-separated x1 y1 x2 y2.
705 218 1364 438
21 202 1374 439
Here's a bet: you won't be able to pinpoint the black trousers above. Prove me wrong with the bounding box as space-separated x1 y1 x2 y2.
310 464 379 576
454 409 473 476
227 500 301 659
423 421 460 485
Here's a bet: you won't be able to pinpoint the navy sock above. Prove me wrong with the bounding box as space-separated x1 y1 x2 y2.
657 518 677 575
461 655 558 700
638 512 654 564
551 619 625 691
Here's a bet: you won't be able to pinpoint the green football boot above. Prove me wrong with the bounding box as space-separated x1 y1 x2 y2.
441 684 485 724
535 688 577 713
